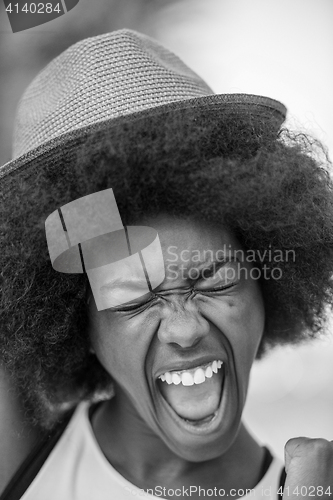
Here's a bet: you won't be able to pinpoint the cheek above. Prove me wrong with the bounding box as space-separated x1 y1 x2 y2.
89 312 158 389
198 283 265 377
231 283 265 373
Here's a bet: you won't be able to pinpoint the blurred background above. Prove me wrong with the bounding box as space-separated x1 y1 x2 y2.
1 0 332 460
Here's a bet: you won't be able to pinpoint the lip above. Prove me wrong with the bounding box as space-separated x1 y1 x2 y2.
156 363 227 435
154 354 227 379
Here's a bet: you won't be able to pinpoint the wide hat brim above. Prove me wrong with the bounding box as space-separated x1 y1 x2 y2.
1 93 286 203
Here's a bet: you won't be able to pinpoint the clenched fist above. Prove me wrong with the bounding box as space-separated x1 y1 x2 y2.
283 437 333 499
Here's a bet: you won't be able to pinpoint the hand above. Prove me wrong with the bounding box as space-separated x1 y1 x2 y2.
282 437 333 500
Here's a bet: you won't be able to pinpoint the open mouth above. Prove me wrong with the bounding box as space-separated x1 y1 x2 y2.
157 359 225 427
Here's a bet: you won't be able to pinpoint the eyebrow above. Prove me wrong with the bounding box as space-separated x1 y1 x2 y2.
100 255 238 292
195 257 237 280
100 277 149 292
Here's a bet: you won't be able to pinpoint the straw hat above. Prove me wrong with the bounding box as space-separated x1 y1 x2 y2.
0 29 286 201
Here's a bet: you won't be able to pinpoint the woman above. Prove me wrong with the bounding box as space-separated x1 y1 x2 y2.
0 29 332 499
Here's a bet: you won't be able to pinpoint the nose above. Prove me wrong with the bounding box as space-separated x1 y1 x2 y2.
157 299 210 348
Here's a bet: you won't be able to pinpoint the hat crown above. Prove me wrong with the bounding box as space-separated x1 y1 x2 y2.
13 29 213 159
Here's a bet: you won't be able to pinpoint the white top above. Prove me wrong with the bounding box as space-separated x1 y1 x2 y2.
21 402 284 500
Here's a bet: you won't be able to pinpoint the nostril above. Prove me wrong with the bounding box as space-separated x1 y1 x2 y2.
186 337 201 349
168 337 201 350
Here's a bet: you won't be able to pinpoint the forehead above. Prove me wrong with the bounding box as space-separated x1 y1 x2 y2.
90 215 243 308
142 215 242 264
136 215 243 289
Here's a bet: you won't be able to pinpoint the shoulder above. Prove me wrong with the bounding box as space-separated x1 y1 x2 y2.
0 398 79 500
0 366 43 496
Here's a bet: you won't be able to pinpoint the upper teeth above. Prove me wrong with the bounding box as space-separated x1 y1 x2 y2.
158 360 223 386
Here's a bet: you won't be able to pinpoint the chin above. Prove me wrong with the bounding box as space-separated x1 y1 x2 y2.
151 360 244 462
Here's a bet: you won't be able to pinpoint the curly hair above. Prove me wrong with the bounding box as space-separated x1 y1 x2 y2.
1 111 333 429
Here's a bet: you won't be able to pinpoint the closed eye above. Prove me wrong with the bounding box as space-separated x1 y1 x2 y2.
112 293 158 313
197 282 238 295
194 260 240 292
111 261 240 312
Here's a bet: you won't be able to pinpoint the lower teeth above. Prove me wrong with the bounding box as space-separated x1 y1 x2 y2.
183 412 216 425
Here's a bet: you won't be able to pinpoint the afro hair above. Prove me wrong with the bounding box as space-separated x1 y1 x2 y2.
1 111 333 428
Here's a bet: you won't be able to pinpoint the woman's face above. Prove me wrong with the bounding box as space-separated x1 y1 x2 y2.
88 216 265 461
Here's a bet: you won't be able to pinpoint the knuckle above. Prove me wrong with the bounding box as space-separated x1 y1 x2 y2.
309 438 333 458
285 437 333 458
285 437 309 451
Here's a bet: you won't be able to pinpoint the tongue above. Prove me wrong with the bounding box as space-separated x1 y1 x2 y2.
159 370 223 421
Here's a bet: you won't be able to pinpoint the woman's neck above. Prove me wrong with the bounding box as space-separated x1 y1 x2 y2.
91 392 266 496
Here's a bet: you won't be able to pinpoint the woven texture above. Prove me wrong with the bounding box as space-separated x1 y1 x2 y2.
13 30 214 158
0 28 287 184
